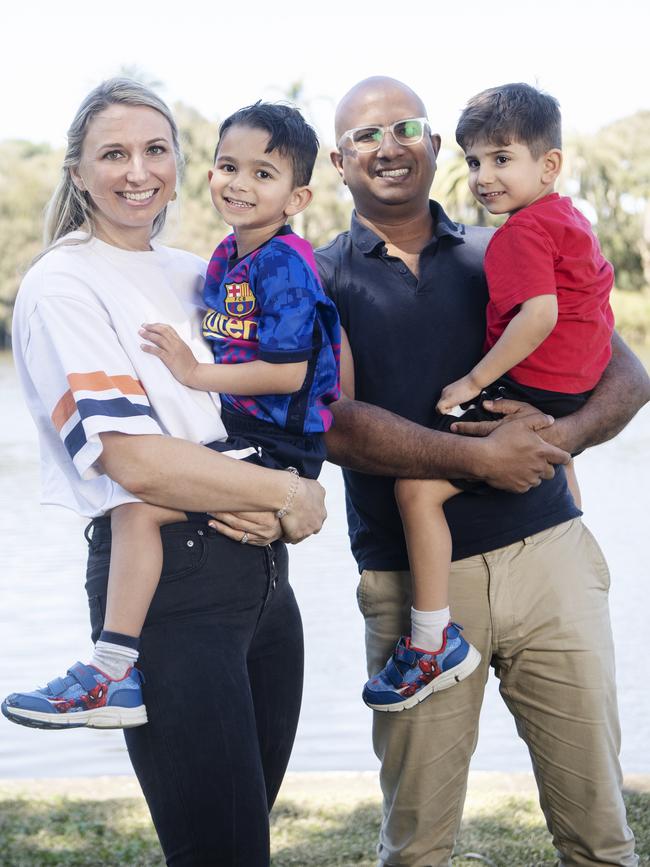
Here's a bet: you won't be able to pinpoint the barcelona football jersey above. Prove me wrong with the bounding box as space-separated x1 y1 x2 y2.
202 226 340 435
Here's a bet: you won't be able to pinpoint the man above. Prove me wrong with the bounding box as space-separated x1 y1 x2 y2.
318 77 648 867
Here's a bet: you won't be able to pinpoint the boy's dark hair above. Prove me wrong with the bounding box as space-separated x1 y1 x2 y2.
455 83 561 158
215 102 319 187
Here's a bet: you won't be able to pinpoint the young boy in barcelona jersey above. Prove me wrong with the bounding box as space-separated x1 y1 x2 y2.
3 101 339 730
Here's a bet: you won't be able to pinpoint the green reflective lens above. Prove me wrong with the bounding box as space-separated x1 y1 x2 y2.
397 120 423 141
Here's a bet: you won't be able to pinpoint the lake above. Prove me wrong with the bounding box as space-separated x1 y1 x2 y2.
0 353 648 778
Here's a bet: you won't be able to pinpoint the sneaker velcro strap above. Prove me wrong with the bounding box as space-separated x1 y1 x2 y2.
67 662 99 692
46 677 67 694
394 643 417 666
385 658 408 687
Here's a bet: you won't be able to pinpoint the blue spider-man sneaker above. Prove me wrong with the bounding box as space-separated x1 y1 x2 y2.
1 662 147 729
362 623 481 712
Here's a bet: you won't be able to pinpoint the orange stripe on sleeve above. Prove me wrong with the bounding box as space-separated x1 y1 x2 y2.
67 372 146 396
51 389 78 432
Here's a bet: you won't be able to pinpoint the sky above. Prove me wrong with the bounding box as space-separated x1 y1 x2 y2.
4 0 648 153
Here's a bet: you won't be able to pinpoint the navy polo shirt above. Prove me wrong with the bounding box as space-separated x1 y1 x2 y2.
316 202 579 572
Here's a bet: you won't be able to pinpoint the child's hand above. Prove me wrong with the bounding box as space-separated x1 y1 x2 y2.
436 376 481 415
140 323 199 386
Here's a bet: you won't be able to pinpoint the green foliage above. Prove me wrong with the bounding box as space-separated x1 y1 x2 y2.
566 112 650 292
2 105 648 348
434 112 650 296
0 140 62 344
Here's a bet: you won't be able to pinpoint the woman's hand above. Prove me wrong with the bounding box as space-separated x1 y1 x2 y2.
280 477 327 543
208 476 327 545
207 511 283 546
140 323 199 386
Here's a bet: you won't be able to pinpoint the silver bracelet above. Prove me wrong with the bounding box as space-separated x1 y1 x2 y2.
276 467 300 519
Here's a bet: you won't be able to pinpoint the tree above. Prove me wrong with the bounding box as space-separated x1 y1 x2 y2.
565 112 650 292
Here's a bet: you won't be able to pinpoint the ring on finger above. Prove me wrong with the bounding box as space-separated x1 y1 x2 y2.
240 531 249 544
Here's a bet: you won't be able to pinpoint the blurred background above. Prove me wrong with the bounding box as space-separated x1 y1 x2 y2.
1 0 648 779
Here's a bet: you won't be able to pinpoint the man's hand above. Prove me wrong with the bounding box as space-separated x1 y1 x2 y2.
456 399 571 492
208 477 327 546
450 398 547 438
140 323 199 386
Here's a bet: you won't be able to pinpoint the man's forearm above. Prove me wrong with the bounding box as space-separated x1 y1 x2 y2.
547 332 650 453
325 396 482 479
325 395 568 493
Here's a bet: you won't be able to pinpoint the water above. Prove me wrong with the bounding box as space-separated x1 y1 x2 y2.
0 353 648 778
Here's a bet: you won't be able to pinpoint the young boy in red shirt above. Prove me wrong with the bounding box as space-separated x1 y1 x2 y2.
363 82 614 712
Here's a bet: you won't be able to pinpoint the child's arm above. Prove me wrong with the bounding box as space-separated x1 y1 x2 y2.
140 323 307 395
436 294 558 413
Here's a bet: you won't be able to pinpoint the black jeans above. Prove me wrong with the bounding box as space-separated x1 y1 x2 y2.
85 516 304 866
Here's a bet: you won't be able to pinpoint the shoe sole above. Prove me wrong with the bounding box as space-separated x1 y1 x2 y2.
364 644 482 712
1 701 148 730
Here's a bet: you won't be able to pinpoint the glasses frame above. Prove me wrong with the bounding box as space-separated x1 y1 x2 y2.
337 117 430 153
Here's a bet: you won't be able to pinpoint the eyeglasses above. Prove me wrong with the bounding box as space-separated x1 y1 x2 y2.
337 117 430 153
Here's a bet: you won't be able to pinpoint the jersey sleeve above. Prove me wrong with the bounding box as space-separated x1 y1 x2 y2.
485 223 557 315
23 293 163 480
252 246 320 363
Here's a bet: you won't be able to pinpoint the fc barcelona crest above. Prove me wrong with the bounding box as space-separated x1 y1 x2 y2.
224 281 257 317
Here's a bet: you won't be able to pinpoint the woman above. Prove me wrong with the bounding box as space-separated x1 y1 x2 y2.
7 78 326 866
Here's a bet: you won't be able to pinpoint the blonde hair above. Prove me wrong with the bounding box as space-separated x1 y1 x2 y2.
43 77 183 247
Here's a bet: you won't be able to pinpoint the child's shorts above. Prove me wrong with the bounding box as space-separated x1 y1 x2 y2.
205 407 326 481
433 376 592 493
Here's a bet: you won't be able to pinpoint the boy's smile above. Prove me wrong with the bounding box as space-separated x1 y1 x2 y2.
209 124 311 256
464 139 560 216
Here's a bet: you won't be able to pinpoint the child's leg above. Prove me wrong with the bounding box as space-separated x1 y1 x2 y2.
362 478 481 713
91 502 186 679
105 502 187 636
395 478 460 613
565 459 581 509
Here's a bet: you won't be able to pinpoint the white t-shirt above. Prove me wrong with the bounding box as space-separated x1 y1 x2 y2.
12 233 228 517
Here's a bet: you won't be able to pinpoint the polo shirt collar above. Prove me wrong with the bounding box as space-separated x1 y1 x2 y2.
350 200 464 254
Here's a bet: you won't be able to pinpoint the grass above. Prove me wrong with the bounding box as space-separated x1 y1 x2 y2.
0 773 648 866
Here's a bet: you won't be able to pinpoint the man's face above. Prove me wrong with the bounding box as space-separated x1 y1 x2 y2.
331 83 440 220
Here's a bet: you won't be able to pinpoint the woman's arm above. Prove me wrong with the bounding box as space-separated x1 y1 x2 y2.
98 432 326 543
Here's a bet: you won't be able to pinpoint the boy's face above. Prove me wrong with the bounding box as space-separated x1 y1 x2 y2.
209 124 308 236
464 139 560 215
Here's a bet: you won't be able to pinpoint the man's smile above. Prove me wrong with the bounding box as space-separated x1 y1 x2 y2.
376 167 410 179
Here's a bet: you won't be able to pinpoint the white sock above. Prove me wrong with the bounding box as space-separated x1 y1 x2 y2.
410 606 450 652
91 640 139 680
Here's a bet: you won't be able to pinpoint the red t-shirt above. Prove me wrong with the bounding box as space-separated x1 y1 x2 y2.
484 193 614 393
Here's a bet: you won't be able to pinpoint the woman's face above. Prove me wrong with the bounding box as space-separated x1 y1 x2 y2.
72 104 177 250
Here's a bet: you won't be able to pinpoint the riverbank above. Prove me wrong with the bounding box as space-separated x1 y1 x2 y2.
1 772 648 866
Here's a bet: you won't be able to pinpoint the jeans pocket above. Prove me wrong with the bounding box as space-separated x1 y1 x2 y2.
159 525 208 583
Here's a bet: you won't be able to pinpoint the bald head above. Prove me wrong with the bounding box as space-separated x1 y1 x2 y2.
334 77 428 142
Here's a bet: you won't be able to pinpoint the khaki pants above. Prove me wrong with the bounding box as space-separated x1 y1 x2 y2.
359 519 636 866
